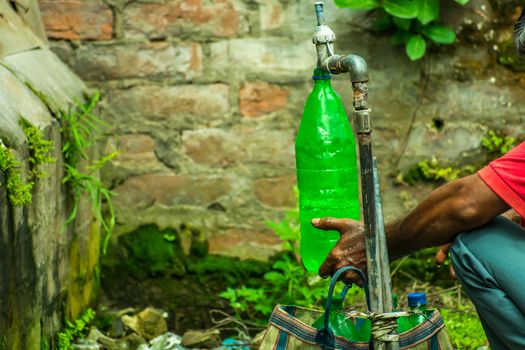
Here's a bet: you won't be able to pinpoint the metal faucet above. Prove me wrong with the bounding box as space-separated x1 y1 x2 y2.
312 3 398 350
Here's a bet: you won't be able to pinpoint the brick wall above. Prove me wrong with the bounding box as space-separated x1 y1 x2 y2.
39 0 525 261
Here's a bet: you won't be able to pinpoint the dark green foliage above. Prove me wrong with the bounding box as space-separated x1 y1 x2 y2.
57 308 95 350
120 224 187 278
60 91 117 252
334 0 468 60
0 146 32 206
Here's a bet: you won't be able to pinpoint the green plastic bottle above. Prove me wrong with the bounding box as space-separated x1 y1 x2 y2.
397 292 428 334
295 68 360 272
312 297 356 340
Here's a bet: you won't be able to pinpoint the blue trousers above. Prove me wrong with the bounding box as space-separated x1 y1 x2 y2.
451 216 525 349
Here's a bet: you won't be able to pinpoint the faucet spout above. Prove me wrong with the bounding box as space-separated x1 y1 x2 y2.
323 54 369 83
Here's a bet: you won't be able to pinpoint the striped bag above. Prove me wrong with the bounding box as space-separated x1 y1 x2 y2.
259 267 452 350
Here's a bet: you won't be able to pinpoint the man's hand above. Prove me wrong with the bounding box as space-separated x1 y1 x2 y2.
312 217 367 285
435 243 456 280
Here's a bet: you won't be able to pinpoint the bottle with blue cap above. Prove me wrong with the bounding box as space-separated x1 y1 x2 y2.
397 292 428 333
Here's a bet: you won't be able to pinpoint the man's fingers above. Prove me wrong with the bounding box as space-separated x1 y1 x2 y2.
311 217 353 232
318 254 337 278
435 243 451 265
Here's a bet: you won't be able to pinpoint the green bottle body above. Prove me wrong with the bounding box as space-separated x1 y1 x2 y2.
397 293 428 333
295 69 360 272
312 298 357 340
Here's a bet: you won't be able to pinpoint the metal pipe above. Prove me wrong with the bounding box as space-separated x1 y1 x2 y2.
373 158 399 350
311 3 399 349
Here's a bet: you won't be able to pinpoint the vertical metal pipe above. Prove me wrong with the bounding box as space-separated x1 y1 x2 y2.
373 158 399 350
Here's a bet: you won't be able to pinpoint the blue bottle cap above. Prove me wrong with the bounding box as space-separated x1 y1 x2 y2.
407 292 427 307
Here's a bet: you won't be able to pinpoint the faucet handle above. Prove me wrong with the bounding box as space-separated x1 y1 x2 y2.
312 2 336 45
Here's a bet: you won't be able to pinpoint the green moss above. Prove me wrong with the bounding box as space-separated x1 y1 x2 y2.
120 224 187 278
0 147 32 206
481 130 518 156
19 118 55 179
399 129 520 185
401 158 477 184
498 39 525 72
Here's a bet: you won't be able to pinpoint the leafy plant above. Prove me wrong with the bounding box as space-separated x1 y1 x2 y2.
440 307 486 349
481 130 518 157
0 146 33 206
57 308 95 350
19 118 55 179
334 0 470 60
61 91 118 252
399 158 476 184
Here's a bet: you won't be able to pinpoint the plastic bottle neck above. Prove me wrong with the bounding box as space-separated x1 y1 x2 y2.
312 68 332 86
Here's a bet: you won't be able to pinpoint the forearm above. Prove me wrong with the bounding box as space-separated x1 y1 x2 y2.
386 174 509 260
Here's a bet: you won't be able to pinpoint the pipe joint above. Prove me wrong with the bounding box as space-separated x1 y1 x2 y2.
354 109 372 133
324 54 369 82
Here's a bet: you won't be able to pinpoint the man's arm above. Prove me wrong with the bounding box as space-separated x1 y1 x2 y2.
315 174 510 281
387 173 509 260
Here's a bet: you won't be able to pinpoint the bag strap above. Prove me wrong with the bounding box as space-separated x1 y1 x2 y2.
316 266 370 349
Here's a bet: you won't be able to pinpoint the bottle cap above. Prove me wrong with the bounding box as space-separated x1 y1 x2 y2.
407 292 427 307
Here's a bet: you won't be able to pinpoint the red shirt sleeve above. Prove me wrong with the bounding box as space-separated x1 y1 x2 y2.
478 142 525 220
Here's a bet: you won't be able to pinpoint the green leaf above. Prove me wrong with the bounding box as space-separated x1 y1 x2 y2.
423 24 456 44
334 0 379 9
416 0 439 25
382 0 418 19
406 35 427 60
391 30 412 45
453 0 470 4
393 17 411 31
371 12 393 31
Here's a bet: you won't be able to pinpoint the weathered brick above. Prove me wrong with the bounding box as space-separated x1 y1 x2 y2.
105 84 230 126
209 38 313 81
113 174 231 210
260 0 284 31
39 0 113 41
182 129 242 167
253 175 296 208
124 0 248 40
239 82 289 118
74 42 202 81
106 134 164 174
242 128 295 166
208 228 281 261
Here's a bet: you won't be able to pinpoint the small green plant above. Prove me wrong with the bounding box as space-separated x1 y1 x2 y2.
481 130 518 157
0 146 33 206
440 307 486 349
61 91 118 252
399 157 476 184
334 0 470 60
57 308 95 350
19 118 55 179
399 130 520 185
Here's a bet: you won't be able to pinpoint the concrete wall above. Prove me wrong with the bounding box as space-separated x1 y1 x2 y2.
0 1 99 348
38 0 525 261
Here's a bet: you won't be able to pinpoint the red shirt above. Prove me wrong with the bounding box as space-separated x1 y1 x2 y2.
478 142 525 221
